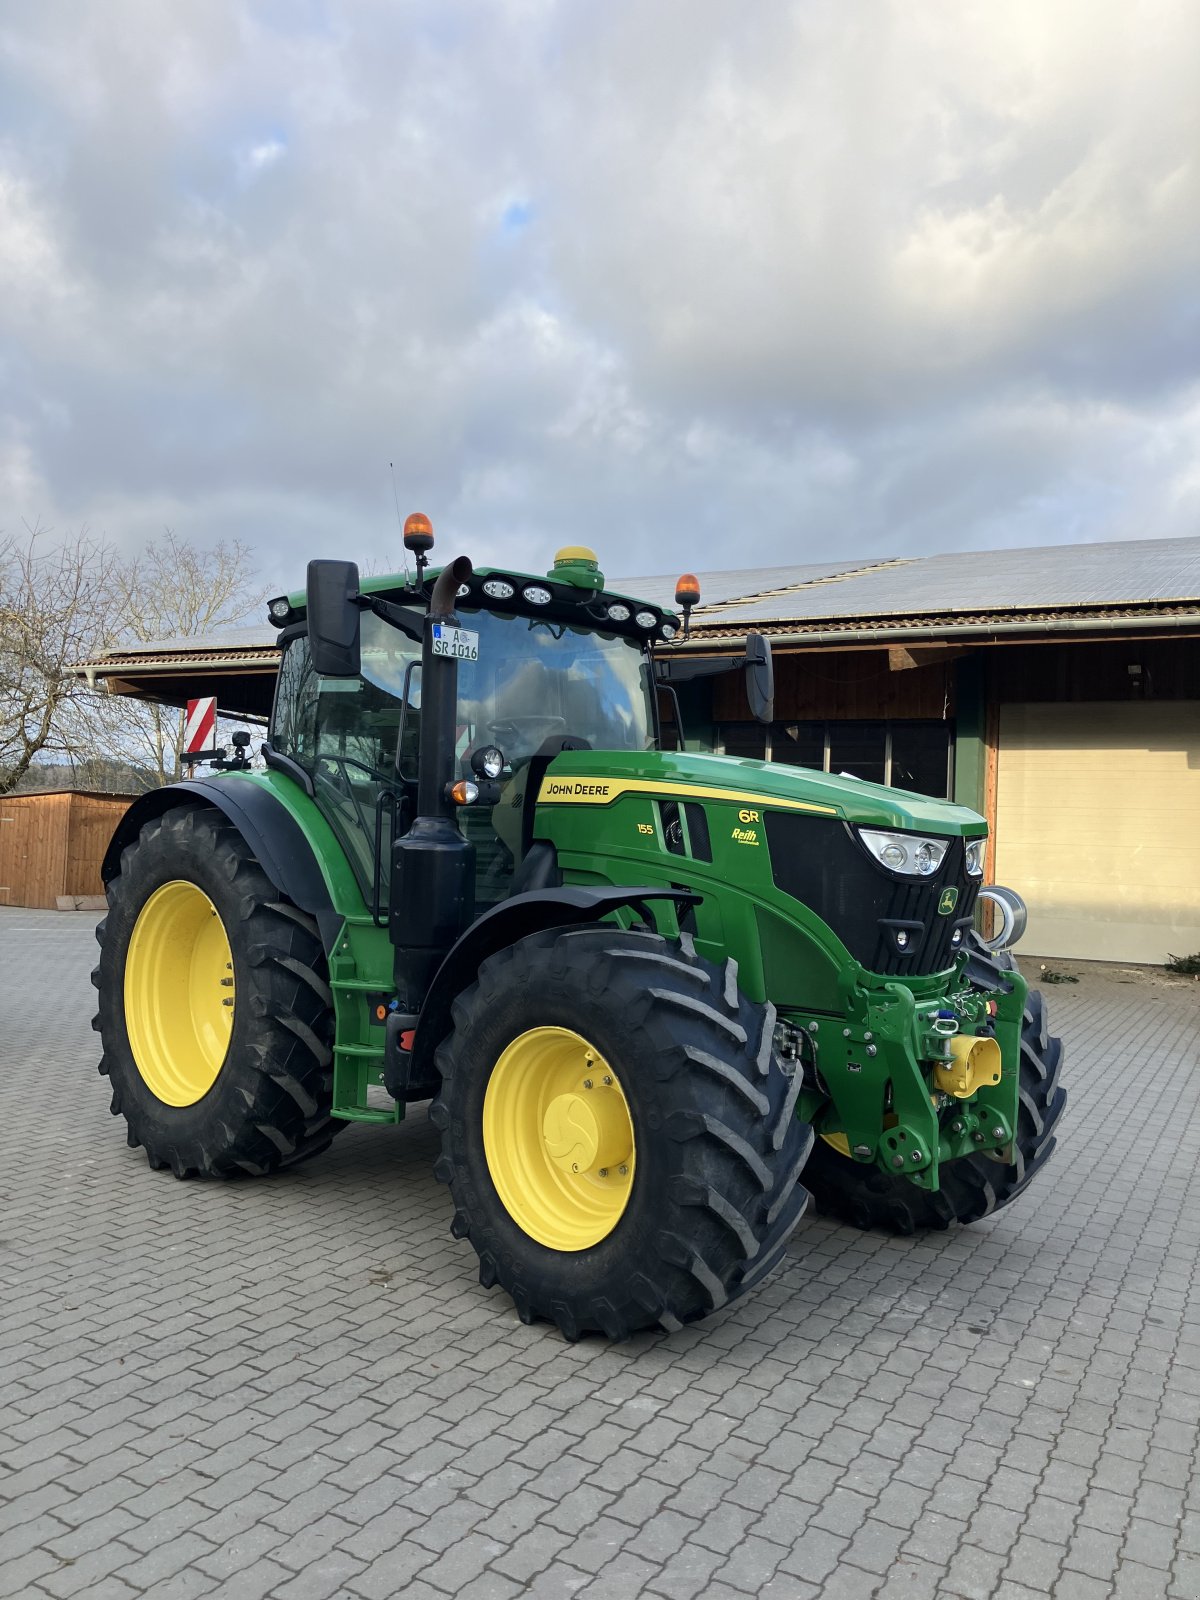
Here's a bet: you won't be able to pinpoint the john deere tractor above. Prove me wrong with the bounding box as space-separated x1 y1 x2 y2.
93 517 1065 1339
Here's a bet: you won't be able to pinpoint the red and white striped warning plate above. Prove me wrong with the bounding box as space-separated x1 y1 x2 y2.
184 696 217 754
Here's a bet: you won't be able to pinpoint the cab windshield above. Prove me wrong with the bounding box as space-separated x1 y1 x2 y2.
377 607 656 768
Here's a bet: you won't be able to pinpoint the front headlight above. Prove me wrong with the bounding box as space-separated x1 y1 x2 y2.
859 828 948 877
471 744 505 781
964 837 986 877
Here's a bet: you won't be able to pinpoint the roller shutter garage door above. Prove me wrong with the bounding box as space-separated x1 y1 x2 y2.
993 701 1200 964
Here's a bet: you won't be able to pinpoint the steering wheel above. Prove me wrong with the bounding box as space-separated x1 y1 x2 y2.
487 715 567 747
319 753 388 794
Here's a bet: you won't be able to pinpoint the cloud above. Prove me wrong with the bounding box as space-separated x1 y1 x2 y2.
236 135 287 184
0 0 1196 593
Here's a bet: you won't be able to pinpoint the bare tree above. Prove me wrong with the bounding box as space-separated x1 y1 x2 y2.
0 523 125 793
1 524 266 794
117 530 264 642
108 531 267 785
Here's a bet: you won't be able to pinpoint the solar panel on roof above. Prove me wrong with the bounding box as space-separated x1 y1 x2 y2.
627 536 1200 624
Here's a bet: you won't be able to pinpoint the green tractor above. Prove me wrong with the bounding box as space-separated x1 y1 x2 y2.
92 519 1065 1339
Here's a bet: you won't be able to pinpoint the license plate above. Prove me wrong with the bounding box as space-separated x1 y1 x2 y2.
431 624 479 661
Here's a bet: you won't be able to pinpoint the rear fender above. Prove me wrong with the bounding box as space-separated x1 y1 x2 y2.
101 779 344 952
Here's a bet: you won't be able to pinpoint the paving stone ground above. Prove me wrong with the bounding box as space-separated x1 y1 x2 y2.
2 907 1199 1600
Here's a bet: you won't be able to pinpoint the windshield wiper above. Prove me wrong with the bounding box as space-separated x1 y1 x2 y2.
527 618 567 640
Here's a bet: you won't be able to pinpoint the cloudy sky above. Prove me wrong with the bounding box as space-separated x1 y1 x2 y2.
1 0 1197 593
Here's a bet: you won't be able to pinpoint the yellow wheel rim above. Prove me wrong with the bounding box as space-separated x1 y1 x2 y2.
483 1027 636 1252
124 880 235 1106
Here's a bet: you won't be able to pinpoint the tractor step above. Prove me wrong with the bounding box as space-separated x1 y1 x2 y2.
332 1103 401 1125
332 1042 402 1124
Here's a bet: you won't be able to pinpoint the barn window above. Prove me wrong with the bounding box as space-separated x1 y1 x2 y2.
715 719 952 799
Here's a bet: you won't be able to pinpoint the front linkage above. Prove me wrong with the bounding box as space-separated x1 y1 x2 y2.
785 954 1025 1192
799 936 1066 1235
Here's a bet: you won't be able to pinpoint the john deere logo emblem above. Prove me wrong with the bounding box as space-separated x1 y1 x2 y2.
938 887 959 915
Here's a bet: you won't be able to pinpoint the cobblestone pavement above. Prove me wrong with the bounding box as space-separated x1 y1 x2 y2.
2 908 1199 1600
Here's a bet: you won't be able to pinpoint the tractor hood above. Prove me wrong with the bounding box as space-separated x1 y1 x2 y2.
539 748 985 837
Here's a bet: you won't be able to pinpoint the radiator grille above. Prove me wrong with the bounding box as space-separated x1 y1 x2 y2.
765 812 978 976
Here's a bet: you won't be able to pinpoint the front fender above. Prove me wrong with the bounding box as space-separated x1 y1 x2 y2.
394 884 702 1092
101 777 346 951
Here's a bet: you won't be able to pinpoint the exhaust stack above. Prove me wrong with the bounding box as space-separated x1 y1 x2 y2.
390 552 477 1013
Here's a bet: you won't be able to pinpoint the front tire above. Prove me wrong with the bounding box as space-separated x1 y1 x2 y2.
803 938 1066 1234
92 805 343 1178
430 925 814 1338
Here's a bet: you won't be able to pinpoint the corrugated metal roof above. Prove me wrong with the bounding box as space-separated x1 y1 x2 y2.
113 626 278 655
102 647 278 668
78 627 279 674
689 601 1200 642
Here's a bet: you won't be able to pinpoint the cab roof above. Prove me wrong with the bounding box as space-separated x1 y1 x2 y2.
278 561 680 647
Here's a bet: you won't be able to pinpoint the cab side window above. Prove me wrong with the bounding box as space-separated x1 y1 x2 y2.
270 623 421 904
271 635 319 758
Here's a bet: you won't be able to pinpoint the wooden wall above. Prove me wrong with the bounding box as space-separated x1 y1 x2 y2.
705 634 1200 725
0 792 135 909
0 792 70 908
988 636 1200 703
713 646 956 722
65 794 134 898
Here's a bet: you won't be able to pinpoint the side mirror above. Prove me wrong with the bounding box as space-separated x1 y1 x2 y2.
307 560 361 677
745 632 774 724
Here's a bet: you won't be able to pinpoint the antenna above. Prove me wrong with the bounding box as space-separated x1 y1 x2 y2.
390 462 410 585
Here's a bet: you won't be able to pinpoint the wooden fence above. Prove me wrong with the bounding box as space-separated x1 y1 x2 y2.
0 791 137 909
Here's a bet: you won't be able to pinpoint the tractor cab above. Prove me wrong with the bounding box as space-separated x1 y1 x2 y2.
264 531 704 957
267 590 660 912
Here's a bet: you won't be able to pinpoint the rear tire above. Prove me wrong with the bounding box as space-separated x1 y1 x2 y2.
430 925 814 1339
802 938 1066 1234
92 805 343 1178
